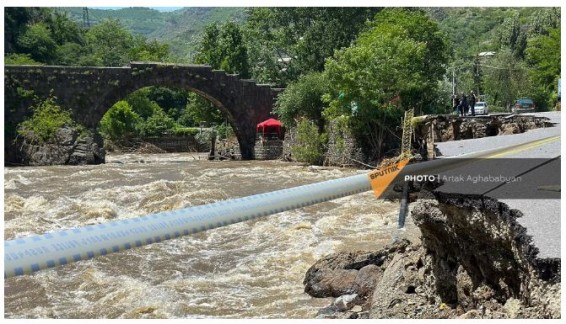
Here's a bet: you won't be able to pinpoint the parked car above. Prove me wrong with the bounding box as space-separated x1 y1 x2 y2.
473 102 489 115
512 98 536 114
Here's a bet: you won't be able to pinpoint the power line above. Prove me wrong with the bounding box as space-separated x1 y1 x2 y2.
478 63 531 71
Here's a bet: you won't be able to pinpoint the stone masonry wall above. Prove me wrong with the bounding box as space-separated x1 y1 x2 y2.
143 135 202 153
255 139 284 160
325 120 365 167
4 63 279 163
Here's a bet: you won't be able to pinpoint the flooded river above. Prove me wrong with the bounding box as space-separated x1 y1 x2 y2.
4 153 402 318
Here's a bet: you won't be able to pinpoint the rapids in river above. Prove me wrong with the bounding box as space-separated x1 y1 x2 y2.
4 153 402 318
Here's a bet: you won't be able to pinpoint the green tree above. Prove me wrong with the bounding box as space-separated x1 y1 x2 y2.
181 93 224 127
195 22 250 78
17 23 57 63
194 24 222 67
274 71 329 128
323 8 448 159
482 48 531 110
99 100 142 140
218 22 250 77
138 105 176 136
54 42 90 66
146 87 189 120
326 9 448 114
528 8 560 37
244 8 381 86
526 27 561 109
49 11 84 46
497 12 527 59
4 7 53 54
125 88 160 120
85 19 134 66
130 35 170 62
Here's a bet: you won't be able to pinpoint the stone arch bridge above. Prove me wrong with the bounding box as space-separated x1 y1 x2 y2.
4 62 280 162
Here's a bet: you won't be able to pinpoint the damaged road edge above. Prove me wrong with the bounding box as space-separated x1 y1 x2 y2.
303 187 560 319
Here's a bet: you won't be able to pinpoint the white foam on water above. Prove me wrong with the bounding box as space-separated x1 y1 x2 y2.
4 154 400 318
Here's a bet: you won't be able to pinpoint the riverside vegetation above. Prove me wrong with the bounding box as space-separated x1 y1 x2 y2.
4 7 561 319
5 7 560 163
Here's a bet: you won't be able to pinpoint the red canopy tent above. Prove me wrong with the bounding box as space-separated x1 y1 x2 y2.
256 118 283 139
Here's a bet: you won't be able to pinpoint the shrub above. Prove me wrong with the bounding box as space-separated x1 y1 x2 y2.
99 100 141 140
292 118 326 165
5 53 44 65
18 96 75 143
214 122 234 140
137 105 175 136
171 127 199 136
195 129 214 146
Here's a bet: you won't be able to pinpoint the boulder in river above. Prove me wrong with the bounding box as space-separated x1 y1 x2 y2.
16 126 105 166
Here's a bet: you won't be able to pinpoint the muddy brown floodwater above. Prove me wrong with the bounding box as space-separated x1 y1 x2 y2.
4 153 403 319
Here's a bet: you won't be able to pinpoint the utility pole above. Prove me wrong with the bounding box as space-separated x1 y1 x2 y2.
82 7 90 28
452 68 455 97
473 56 481 96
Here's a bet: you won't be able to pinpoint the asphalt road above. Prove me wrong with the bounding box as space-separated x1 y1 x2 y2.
434 112 561 261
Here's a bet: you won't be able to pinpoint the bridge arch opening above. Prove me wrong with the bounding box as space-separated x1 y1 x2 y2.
98 86 241 155
98 84 249 157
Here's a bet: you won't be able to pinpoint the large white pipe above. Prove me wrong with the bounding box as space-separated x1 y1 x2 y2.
4 135 558 278
4 173 370 278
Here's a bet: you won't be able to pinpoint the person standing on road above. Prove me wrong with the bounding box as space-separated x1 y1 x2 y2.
469 90 477 116
453 95 460 115
459 93 467 116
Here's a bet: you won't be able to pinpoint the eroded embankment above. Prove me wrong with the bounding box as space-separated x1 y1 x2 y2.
303 189 560 319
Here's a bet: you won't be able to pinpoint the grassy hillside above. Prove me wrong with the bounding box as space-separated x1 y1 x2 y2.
59 7 247 62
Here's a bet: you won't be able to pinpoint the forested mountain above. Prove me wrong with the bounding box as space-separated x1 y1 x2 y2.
59 7 247 61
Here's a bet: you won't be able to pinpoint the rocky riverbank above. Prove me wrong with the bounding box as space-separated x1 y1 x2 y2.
13 126 105 166
303 187 560 319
